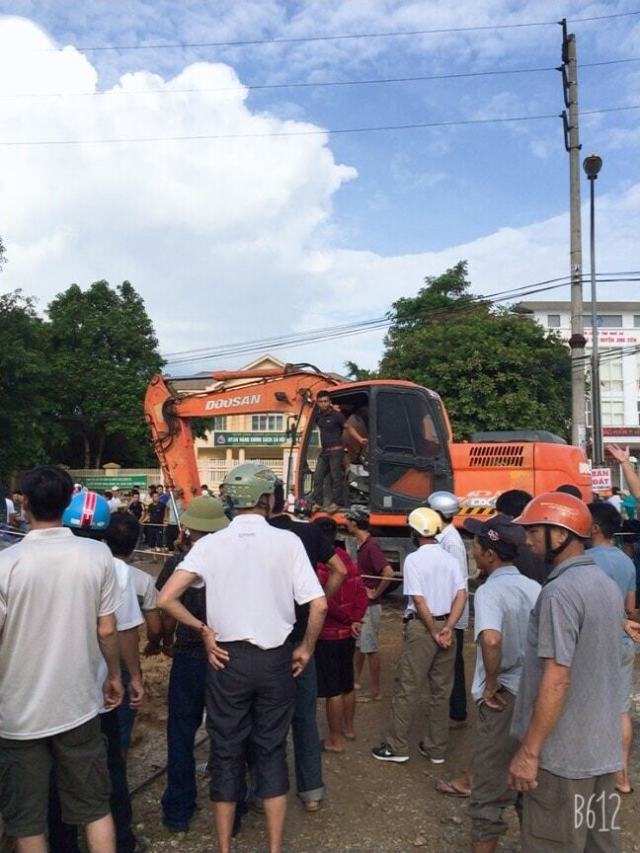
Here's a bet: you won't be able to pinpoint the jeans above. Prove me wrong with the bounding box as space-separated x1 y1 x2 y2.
161 654 207 826
291 655 324 802
312 450 345 506
449 628 467 721
118 669 138 754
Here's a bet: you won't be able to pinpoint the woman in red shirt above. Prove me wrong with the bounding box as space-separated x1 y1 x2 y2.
314 518 368 753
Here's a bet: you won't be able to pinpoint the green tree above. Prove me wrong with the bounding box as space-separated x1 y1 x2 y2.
47 281 164 468
0 291 58 478
377 262 571 440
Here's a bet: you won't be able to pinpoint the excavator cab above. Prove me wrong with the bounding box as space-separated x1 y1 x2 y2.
297 382 454 513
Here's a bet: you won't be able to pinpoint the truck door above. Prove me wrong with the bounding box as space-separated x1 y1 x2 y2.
369 386 453 512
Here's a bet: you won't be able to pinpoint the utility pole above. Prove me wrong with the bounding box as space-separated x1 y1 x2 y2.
559 21 586 450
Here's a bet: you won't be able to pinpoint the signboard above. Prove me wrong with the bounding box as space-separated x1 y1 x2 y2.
81 475 148 491
603 427 640 437
591 468 612 492
214 432 291 447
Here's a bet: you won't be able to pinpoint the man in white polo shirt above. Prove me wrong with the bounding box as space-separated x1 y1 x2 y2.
371 507 467 764
158 463 327 853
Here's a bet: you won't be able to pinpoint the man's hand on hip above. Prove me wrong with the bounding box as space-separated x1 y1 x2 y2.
201 625 231 670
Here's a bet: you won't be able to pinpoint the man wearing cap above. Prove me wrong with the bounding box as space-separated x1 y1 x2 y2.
155 495 229 833
509 492 625 852
157 463 327 853
462 515 541 853
371 507 466 764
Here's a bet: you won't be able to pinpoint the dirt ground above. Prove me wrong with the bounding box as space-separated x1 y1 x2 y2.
127 555 640 852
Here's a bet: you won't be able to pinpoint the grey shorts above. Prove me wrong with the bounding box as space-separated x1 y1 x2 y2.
0 716 110 838
356 604 382 654
621 640 635 713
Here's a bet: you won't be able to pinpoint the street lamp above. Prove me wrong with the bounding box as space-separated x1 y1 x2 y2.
583 153 603 465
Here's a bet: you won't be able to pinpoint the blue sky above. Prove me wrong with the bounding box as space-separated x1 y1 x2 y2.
0 1 639 372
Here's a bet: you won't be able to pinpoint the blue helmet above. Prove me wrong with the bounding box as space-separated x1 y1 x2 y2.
63 491 111 531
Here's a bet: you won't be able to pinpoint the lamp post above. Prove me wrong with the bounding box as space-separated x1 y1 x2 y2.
583 153 603 465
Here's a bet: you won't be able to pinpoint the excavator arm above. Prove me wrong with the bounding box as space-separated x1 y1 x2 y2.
144 364 339 499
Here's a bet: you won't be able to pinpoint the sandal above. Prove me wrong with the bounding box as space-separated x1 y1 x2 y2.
435 779 471 798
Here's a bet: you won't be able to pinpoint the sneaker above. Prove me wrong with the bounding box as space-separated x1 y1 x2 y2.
371 743 409 763
418 741 445 764
303 799 322 813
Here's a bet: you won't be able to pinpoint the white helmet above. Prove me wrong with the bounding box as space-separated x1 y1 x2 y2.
408 507 442 538
427 491 460 519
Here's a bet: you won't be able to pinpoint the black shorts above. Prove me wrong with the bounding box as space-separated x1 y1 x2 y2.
315 637 356 698
205 641 295 802
0 716 110 838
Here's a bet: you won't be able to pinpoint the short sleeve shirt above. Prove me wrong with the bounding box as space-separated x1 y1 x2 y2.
179 515 324 649
357 536 390 606
268 515 335 644
0 528 119 739
471 566 540 701
511 555 625 778
403 543 465 617
437 524 469 629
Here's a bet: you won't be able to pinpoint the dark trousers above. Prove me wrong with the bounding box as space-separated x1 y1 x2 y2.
291 654 324 802
449 628 467 721
165 524 179 551
206 641 295 802
49 710 135 853
161 654 207 826
312 450 345 506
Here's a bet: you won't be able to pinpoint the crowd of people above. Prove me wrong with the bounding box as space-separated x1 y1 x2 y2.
1 449 640 852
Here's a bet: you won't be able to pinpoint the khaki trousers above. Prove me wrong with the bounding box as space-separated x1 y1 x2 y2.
522 769 621 853
469 689 521 842
385 618 455 759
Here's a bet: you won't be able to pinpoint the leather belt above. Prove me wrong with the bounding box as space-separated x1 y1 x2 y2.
403 612 450 624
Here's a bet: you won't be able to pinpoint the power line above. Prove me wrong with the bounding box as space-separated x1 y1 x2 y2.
31 10 640 53
163 274 640 368
2 104 639 147
3 55 638 100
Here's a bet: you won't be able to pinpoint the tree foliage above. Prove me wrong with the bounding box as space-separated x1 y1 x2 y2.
0 291 59 479
47 281 164 468
377 262 571 440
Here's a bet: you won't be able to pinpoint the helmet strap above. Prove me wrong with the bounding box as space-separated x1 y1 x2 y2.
544 527 574 567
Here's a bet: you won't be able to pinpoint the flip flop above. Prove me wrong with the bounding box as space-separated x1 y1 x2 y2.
435 779 471 798
357 694 382 703
615 785 634 795
343 732 356 741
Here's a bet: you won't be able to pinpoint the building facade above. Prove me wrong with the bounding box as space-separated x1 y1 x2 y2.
519 300 640 462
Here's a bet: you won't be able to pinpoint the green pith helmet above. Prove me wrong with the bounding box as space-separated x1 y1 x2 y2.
180 496 229 533
223 462 277 508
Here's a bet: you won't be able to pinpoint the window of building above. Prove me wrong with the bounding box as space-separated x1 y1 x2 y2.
634 315 640 328
211 416 227 431
547 314 561 328
583 314 623 328
599 349 624 394
251 414 284 432
600 399 625 426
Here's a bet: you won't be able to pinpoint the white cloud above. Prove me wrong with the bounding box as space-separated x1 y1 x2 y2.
1 12 639 381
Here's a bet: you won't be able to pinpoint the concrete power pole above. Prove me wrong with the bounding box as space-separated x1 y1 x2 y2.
560 22 586 450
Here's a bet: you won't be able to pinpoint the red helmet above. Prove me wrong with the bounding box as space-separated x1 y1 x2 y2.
514 492 591 539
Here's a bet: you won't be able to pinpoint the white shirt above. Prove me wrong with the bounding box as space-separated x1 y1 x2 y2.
4 498 15 521
132 565 158 611
96 558 143 714
180 514 324 649
607 495 623 514
436 523 469 630
287 492 296 513
0 529 118 739
403 542 466 619
107 497 121 513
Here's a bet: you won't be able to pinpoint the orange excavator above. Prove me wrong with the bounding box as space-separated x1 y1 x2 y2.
145 363 591 566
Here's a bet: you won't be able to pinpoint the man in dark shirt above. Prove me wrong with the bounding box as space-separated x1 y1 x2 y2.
312 391 347 509
156 496 229 833
269 483 346 812
495 490 547 584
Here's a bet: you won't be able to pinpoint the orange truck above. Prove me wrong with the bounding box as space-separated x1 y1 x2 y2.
145 363 591 567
